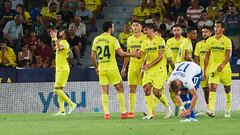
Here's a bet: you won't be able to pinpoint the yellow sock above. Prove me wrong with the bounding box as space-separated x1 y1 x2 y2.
54 89 74 106
159 94 170 108
226 92 232 112
129 93 136 113
145 95 152 115
170 91 178 107
117 92 126 113
102 93 109 114
58 97 65 113
152 95 159 112
209 92 216 111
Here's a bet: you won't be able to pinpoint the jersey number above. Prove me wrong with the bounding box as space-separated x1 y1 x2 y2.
176 63 190 72
97 46 111 59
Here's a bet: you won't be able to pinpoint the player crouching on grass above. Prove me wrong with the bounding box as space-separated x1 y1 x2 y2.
50 29 77 116
168 62 202 122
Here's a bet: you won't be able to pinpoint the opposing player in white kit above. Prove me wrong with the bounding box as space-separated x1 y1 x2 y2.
168 62 202 122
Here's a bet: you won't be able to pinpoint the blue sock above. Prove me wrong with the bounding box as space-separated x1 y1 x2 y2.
180 94 195 119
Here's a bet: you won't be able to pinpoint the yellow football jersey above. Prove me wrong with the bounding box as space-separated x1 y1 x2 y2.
133 7 150 22
118 32 132 48
85 0 101 11
175 38 193 64
206 35 232 72
140 36 165 72
56 40 70 71
127 33 147 69
194 40 208 70
166 36 185 63
92 33 121 70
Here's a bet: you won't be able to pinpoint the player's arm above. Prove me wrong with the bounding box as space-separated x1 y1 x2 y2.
121 56 130 78
194 56 200 65
186 88 198 114
184 50 194 62
116 48 137 57
143 50 164 70
167 57 175 71
204 50 210 80
174 90 185 112
217 49 231 72
91 50 99 75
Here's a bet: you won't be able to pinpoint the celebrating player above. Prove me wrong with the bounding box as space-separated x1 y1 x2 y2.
194 26 212 110
121 21 147 118
168 62 202 122
50 29 77 116
91 21 136 120
204 21 232 118
132 23 172 120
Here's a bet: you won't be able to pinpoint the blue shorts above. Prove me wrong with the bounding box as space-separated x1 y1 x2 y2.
192 70 202 89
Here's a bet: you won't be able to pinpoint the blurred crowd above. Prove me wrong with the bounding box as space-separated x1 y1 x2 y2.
0 0 240 68
118 0 240 65
0 0 107 68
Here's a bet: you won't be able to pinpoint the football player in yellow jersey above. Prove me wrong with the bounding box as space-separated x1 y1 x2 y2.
194 26 212 110
50 29 77 116
132 23 172 119
175 26 197 64
120 21 147 118
150 29 175 118
166 24 185 115
204 21 232 118
91 21 136 120
118 23 132 50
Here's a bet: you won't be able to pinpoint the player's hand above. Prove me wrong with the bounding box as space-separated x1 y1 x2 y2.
50 29 57 38
181 109 191 118
203 72 207 81
143 64 150 70
121 68 126 78
131 51 138 58
217 64 224 72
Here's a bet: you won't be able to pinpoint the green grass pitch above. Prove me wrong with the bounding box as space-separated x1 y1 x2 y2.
0 112 240 135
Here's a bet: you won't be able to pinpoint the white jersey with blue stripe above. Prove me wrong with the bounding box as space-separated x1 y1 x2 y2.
168 62 202 90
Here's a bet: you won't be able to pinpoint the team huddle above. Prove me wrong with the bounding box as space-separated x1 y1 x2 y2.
90 20 232 121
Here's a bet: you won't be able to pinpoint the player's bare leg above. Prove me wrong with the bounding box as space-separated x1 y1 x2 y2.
224 85 232 118
101 85 110 120
114 81 127 119
207 83 218 117
153 87 172 119
202 87 209 110
142 83 153 120
128 85 137 118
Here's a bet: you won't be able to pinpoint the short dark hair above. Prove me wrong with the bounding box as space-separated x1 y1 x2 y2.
172 24 182 29
170 80 181 92
144 23 155 29
201 25 211 31
187 26 196 33
215 21 225 28
131 20 142 25
102 21 113 32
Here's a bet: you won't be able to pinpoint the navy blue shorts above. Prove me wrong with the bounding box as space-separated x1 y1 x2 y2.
192 70 202 89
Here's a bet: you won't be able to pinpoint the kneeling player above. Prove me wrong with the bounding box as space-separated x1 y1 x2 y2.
168 62 202 122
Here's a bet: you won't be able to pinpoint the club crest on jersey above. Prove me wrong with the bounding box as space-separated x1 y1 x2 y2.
221 42 224 45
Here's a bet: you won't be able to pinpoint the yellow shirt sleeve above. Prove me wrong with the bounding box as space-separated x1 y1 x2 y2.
114 39 121 51
225 38 232 50
92 38 97 52
194 42 200 56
